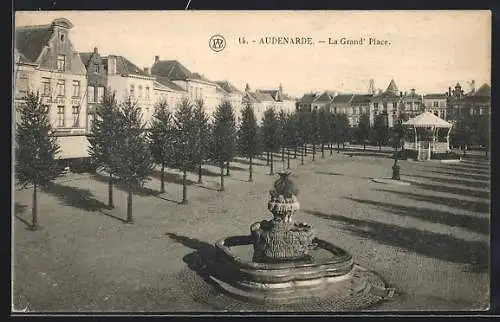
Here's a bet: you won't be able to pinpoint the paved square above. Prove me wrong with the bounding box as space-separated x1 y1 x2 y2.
13 149 490 312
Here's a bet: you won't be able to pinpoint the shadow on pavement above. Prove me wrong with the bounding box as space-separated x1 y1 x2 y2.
303 210 489 272
92 173 162 197
165 233 223 290
408 174 489 189
149 169 198 186
373 188 490 214
14 202 32 228
315 171 373 180
43 182 109 212
342 197 489 235
409 180 489 199
427 170 489 182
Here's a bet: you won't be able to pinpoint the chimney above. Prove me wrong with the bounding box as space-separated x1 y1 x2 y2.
154 55 160 63
93 47 98 54
107 55 117 75
245 83 250 92
400 91 403 97
470 80 476 93
448 87 452 96
410 88 415 94
143 67 150 75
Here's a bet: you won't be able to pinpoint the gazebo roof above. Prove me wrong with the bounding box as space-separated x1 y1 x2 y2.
403 111 452 128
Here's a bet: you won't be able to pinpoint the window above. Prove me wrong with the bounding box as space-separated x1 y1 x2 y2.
383 103 387 112
42 78 51 96
57 106 65 127
42 105 50 113
145 87 150 100
56 80 65 97
17 71 29 96
138 86 143 99
374 102 379 111
433 101 439 107
72 106 80 127
59 32 65 41
130 85 135 97
94 64 100 73
72 80 80 97
57 55 66 71
97 87 104 103
87 86 95 103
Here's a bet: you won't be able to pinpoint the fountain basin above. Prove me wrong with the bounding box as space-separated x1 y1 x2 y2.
211 235 358 304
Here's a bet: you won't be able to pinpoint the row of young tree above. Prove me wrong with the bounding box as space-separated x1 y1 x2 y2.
13 89 426 229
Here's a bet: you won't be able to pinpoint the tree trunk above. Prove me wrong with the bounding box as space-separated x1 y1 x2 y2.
270 152 274 175
304 144 308 156
363 142 366 151
379 143 381 151
160 162 165 193
226 161 230 176
294 147 297 159
321 143 325 158
197 163 203 184
301 145 305 165
31 183 38 230
266 152 270 166
181 168 188 204
342 142 345 150
108 172 114 209
249 156 253 182
281 147 285 162
219 161 225 191
337 142 340 153
287 149 291 169
312 144 316 161
330 143 333 155
126 187 134 223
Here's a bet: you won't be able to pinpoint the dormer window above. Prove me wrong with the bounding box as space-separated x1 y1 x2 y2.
57 54 66 71
60 33 65 41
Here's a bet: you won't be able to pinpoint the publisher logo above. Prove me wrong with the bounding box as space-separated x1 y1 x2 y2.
209 35 226 52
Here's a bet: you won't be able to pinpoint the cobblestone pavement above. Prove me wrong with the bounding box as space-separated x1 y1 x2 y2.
13 149 490 312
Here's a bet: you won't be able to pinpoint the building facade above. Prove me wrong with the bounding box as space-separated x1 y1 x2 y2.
349 94 373 126
242 83 295 123
311 91 336 112
151 57 219 115
372 79 401 127
14 18 89 160
215 80 244 116
400 88 424 119
423 93 448 120
296 93 318 112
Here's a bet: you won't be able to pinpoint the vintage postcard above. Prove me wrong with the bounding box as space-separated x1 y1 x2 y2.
12 10 491 313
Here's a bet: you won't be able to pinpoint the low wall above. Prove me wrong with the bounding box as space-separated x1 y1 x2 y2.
56 135 90 159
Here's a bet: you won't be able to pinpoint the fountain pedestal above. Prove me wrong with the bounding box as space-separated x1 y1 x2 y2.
207 171 390 306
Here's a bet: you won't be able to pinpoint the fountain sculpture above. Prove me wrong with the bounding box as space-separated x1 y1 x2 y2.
209 171 391 306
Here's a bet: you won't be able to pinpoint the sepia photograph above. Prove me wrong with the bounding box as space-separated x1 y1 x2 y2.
12 10 491 313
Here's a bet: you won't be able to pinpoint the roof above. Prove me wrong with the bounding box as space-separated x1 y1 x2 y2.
15 23 54 63
386 79 399 94
313 91 334 103
423 93 447 99
154 76 187 92
472 83 491 97
243 92 261 103
253 90 276 102
215 81 242 94
103 56 150 77
78 52 95 67
373 91 400 100
151 60 195 81
332 94 354 104
351 94 373 104
298 93 317 104
403 111 452 128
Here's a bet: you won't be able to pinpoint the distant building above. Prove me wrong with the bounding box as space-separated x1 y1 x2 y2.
215 80 244 116
153 76 188 111
372 79 401 127
463 83 491 117
350 94 374 126
242 83 295 123
400 88 424 119
14 18 89 160
446 83 466 119
151 57 219 114
423 93 448 120
330 94 354 117
311 91 336 112
296 93 318 112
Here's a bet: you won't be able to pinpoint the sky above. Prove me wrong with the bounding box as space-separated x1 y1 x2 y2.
15 11 491 98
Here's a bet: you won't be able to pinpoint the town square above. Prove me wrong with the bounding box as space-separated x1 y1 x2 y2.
12 11 490 312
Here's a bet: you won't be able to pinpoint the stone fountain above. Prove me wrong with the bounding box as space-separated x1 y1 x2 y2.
208 171 393 306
